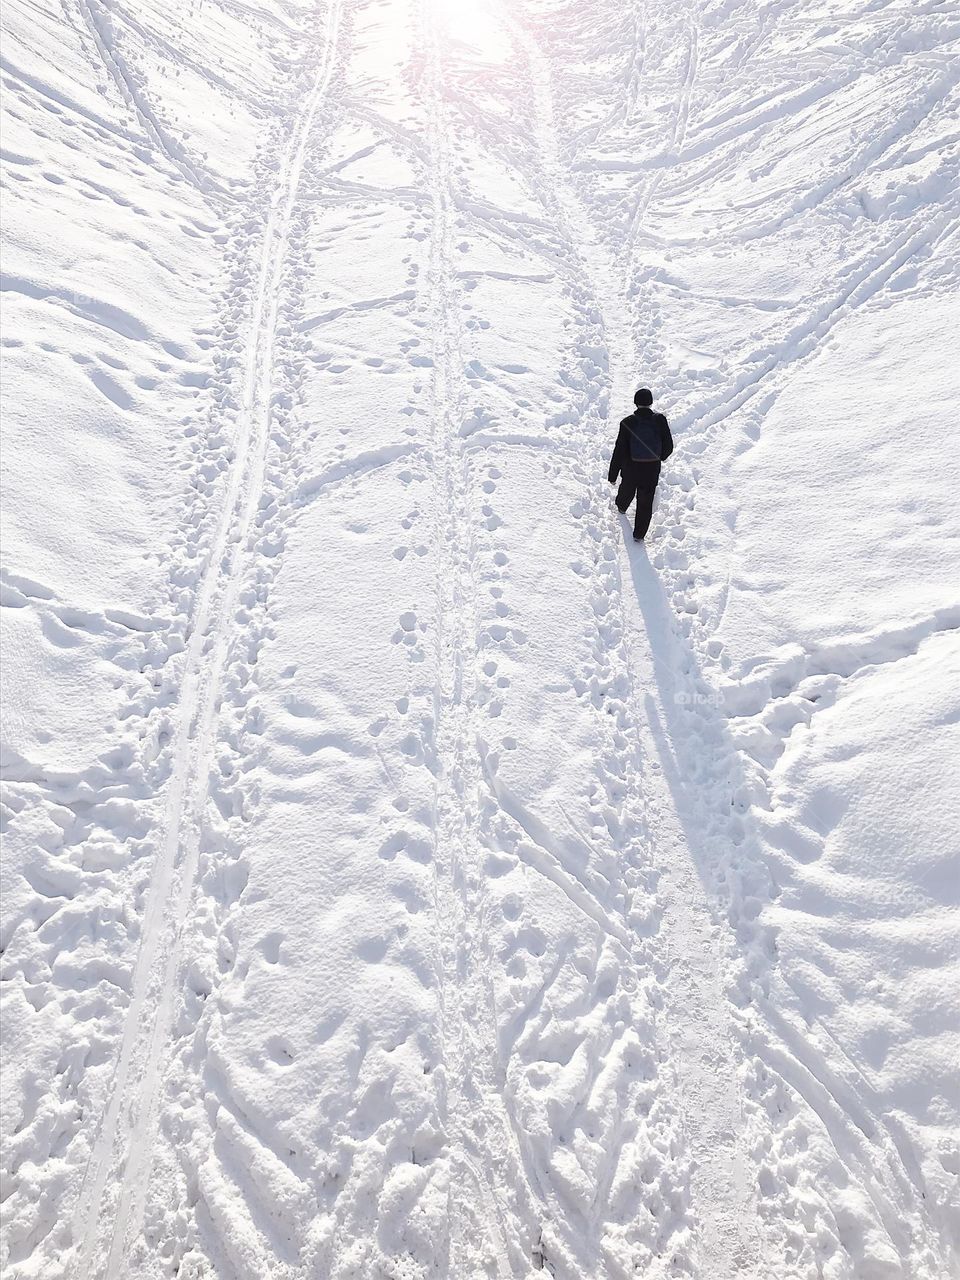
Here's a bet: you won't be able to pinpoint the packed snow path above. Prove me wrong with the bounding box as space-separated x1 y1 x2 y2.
2 1 958 1279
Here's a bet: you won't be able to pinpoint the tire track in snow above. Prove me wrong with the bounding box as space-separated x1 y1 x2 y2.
71 4 344 1274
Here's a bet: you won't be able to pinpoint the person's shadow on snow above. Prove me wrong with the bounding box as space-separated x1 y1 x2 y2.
620 530 768 947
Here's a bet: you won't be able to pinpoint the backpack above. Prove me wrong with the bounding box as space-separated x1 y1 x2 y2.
626 412 663 462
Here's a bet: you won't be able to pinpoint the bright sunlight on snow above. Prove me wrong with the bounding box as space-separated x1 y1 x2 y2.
1 0 958 1278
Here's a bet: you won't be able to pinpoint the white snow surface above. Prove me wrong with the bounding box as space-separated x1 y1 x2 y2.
1 0 959 1277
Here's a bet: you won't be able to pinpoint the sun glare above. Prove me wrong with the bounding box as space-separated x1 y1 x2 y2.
434 0 510 63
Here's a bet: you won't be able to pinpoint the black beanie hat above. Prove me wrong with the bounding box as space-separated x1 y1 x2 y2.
634 388 653 407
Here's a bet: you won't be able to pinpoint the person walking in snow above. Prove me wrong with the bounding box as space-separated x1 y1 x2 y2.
608 387 674 542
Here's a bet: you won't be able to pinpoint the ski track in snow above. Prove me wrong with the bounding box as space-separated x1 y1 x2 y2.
70 5 347 1276
1 0 958 1277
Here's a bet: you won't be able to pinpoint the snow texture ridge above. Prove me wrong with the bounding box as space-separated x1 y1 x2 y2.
1 0 958 1277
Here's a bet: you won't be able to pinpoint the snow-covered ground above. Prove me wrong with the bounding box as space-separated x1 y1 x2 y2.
2 0 958 1276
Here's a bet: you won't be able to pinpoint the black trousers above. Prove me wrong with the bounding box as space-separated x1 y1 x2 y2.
616 461 661 537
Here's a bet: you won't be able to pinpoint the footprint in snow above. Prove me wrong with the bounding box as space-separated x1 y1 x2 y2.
265 1037 296 1066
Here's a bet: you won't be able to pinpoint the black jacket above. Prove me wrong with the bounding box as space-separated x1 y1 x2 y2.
608 408 673 483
